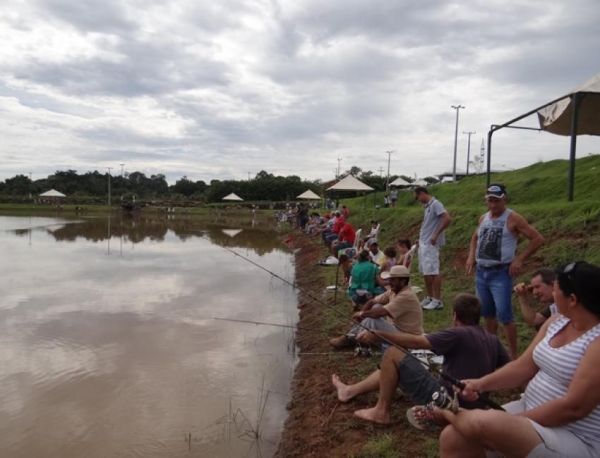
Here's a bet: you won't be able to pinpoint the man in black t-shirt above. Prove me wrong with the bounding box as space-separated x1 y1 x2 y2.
331 293 510 425
514 268 557 331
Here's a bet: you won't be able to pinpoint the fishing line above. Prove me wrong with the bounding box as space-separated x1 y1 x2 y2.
204 234 504 411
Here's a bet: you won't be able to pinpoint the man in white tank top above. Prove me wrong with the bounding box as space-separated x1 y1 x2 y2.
466 184 544 360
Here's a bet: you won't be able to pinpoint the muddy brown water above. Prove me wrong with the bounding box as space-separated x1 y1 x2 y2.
0 213 299 457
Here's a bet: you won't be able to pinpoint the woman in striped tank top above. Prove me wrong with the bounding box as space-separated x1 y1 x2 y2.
435 261 600 457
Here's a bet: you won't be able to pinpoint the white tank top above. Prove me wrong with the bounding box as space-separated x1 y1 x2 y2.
524 315 600 443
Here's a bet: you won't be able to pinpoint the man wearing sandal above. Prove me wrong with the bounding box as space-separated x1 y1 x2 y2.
331 293 510 425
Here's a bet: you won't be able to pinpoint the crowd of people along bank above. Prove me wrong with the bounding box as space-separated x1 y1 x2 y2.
294 183 600 457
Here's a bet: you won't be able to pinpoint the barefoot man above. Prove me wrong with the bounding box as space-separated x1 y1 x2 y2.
331 294 509 424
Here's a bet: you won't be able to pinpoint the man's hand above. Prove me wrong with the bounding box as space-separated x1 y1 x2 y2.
352 312 363 322
513 282 531 297
510 258 523 277
430 235 438 246
414 239 419 247
465 257 476 275
356 330 381 345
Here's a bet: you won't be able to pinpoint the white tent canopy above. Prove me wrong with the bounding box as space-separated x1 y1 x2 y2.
389 177 411 187
222 193 243 201
538 73 600 136
413 179 428 186
39 189 66 197
326 175 374 191
296 189 321 200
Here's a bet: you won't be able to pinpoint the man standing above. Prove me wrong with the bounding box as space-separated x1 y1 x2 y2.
514 268 557 331
390 188 398 207
329 265 423 348
466 183 544 360
331 293 510 424
414 186 452 310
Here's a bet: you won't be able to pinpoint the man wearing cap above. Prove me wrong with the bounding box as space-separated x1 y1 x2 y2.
329 265 423 348
466 183 544 360
414 186 452 310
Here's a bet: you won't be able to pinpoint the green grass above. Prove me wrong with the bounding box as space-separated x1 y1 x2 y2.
351 433 401 458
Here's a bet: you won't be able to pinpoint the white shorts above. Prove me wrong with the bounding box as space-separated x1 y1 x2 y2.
418 244 440 276
486 399 600 458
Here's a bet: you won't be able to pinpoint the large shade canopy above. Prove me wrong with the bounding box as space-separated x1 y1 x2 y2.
413 179 429 186
326 175 374 191
389 177 411 187
296 189 321 200
538 73 600 136
39 189 66 197
222 192 243 201
487 72 600 201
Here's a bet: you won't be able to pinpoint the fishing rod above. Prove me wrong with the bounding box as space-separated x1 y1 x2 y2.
204 235 504 411
214 317 330 334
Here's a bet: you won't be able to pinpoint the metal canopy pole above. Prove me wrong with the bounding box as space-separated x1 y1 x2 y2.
568 93 582 202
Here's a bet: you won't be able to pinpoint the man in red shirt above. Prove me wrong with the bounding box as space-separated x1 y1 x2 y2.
325 211 345 248
332 221 356 257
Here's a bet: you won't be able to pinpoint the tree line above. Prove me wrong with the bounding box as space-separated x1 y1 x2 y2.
0 167 430 203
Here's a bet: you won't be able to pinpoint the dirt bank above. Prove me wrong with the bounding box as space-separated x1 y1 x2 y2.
275 235 439 458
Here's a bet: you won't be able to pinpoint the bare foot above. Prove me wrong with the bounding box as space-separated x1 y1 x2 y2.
331 374 354 403
354 407 391 425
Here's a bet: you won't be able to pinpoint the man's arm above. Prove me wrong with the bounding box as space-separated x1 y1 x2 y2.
465 217 483 275
514 282 542 327
431 211 451 245
509 213 544 276
356 330 431 349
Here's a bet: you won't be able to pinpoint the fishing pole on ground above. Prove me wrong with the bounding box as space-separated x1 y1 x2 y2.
204 235 505 411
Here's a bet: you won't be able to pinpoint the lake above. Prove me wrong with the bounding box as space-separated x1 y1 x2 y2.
0 212 298 458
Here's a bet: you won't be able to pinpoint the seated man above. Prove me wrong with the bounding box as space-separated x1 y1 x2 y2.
330 265 423 348
346 250 385 309
331 293 510 424
368 242 384 264
331 221 356 258
359 220 380 250
324 211 345 247
514 267 557 331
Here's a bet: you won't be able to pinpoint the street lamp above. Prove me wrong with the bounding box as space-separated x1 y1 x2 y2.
119 164 125 201
385 150 394 190
463 131 476 176
107 167 112 206
451 105 465 181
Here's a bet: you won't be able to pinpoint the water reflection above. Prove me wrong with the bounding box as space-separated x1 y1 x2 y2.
0 214 297 458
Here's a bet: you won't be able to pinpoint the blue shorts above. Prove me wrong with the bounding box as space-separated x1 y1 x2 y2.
476 266 514 323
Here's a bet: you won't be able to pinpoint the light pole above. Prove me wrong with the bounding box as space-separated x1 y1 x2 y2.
336 157 342 179
28 172 32 199
119 164 125 201
378 166 384 178
107 167 112 206
385 150 393 191
463 131 476 176
451 105 465 181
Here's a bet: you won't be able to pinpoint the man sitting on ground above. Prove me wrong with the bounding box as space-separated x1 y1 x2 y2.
368 242 384 264
514 267 557 331
331 293 510 424
330 265 423 348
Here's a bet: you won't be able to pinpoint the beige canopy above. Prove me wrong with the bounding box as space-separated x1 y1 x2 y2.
326 175 374 191
222 193 243 201
389 177 411 187
296 190 321 200
538 73 600 136
39 189 66 197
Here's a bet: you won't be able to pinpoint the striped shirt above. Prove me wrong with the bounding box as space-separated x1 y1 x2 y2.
524 315 600 443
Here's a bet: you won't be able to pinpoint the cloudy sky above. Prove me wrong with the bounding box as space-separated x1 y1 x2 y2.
1 0 599 184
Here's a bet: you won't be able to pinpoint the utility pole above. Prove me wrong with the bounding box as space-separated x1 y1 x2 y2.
463 131 476 176
385 151 393 191
378 167 384 178
451 105 465 181
119 164 125 201
336 157 342 179
247 172 251 180
107 167 112 207
28 172 32 199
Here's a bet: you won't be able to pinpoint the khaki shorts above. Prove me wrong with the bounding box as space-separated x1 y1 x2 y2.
486 399 600 458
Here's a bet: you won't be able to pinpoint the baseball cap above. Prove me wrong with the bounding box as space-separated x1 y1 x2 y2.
485 184 507 198
388 265 410 278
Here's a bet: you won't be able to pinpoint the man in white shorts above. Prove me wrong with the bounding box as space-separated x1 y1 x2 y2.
414 186 451 310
